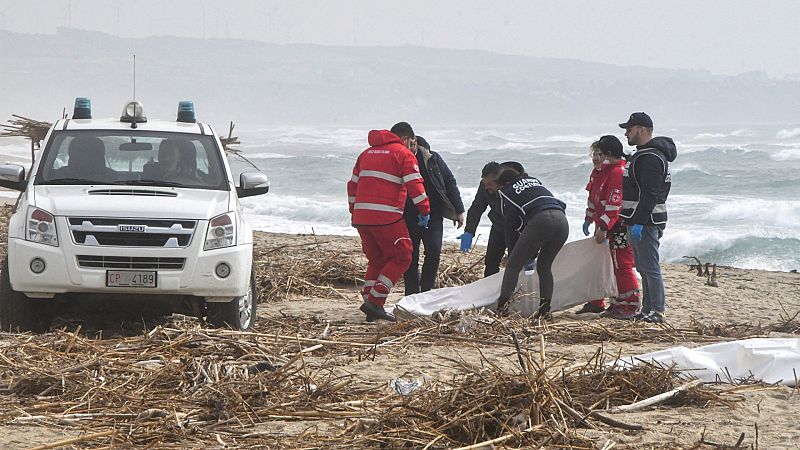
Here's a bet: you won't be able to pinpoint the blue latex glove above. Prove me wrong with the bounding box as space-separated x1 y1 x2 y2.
582 219 592 236
458 231 474 252
417 213 430 229
630 224 644 242
524 258 535 272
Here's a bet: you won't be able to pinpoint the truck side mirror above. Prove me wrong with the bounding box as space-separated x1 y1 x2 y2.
236 172 269 198
0 163 26 191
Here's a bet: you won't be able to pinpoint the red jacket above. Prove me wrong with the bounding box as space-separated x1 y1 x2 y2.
584 159 625 231
347 130 430 226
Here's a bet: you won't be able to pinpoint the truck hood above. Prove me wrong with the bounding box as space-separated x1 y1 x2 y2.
32 185 231 219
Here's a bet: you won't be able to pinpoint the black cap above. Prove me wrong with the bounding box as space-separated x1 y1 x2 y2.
618 112 653 129
596 135 624 158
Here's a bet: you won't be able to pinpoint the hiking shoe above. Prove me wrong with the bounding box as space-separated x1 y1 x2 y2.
632 311 652 321
575 303 605 314
604 307 638 320
642 311 665 324
360 301 396 323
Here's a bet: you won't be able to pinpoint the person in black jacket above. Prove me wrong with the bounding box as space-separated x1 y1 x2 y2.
460 161 527 277
399 130 466 295
488 167 569 320
618 112 677 324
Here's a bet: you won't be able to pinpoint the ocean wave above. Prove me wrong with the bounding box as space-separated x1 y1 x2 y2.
246 152 297 159
730 128 755 137
662 231 800 272
242 195 350 226
702 199 800 229
775 128 800 139
544 134 593 143
671 163 712 175
769 148 800 161
691 132 727 140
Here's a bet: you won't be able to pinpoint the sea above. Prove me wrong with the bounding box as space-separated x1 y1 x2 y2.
2 123 799 272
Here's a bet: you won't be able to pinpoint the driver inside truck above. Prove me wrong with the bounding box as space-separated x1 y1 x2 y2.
143 138 199 182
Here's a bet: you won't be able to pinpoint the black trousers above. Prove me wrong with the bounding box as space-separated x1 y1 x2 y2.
499 209 569 302
403 213 444 296
484 225 507 277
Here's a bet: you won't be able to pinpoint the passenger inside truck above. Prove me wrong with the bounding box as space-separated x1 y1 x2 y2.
52 136 119 180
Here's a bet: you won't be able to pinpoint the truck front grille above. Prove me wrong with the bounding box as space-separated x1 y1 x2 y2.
68 217 197 248
77 255 186 270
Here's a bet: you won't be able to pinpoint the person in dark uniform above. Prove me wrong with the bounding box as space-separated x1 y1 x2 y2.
488 167 569 320
399 127 466 295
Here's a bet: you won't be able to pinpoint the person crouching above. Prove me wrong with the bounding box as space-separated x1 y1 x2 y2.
487 167 569 320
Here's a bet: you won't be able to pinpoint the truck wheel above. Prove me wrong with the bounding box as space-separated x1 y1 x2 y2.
0 257 49 332
206 271 256 331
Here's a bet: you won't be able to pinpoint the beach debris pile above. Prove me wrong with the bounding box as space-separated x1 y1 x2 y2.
0 114 51 146
254 238 484 303
0 319 745 449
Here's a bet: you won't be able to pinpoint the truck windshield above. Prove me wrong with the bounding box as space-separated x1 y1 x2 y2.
35 131 229 190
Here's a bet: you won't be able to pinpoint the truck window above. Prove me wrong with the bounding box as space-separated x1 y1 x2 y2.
35 131 229 190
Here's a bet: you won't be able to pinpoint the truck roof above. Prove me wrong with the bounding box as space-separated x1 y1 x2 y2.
54 118 213 135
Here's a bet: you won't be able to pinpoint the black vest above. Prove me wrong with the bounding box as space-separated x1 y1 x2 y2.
620 149 671 226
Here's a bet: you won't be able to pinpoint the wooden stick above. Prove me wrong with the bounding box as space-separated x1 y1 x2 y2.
26 429 115 450
451 425 542 450
608 379 703 413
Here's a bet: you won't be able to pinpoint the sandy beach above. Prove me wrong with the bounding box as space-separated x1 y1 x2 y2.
0 224 799 448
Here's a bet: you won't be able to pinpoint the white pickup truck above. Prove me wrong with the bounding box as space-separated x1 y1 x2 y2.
0 99 269 331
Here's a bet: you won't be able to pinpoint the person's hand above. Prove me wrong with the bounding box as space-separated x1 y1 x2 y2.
453 212 465 229
594 227 606 244
417 214 430 229
582 219 592 236
458 231 473 252
630 224 644 242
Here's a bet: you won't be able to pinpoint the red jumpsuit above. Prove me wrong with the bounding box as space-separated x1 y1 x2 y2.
585 160 640 313
347 130 430 306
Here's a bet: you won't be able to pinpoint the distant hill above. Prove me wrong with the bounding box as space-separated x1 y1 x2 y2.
1 28 799 128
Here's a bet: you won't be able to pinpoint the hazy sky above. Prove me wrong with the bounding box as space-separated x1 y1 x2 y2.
1 0 799 77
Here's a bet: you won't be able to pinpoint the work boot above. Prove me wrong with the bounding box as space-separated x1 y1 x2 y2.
359 301 396 323
603 305 637 320
575 302 605 315
533 299 552 321
496 296 511 316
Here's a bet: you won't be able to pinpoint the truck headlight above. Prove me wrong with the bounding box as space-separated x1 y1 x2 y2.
26 207 59 247
204 212 236 250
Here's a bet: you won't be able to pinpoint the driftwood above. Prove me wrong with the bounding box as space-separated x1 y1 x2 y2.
608 379 704 413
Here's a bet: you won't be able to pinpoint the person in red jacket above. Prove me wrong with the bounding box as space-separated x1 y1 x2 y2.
347 125 431 322
585 135 641 319
575 142 609 315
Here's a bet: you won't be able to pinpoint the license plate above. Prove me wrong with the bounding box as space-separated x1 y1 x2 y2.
106 270 157 288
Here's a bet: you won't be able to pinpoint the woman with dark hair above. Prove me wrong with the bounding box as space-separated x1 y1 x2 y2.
487 167 569 320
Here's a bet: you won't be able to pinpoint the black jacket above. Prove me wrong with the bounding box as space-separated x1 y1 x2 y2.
404 147 465 220
465 180 504 234
620 136 677 228
499 175 566 250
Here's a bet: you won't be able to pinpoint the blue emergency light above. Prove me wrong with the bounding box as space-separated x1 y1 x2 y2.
177 101 196 123
73 97 92 119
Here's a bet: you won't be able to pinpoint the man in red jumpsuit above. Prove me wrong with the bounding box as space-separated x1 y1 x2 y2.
587 135 641 320
347 123 431 322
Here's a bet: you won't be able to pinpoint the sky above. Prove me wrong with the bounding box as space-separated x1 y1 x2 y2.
0 0 799 77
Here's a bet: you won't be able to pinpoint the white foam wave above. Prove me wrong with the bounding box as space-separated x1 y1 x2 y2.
246 152 297 159
671 163 712 175
730 128 755 137
691 132 727 140
776 128 800 139
770 148 800 161
544 134 593 143
703 199 800 229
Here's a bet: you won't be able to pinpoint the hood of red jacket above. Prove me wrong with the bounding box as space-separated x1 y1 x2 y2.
600 159 626 172
368 129 403 147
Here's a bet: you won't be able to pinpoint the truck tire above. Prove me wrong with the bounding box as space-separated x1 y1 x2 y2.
206 271 256 331
0 257 49 332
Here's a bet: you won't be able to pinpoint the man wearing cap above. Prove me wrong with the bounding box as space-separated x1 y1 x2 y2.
617 112 677 324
